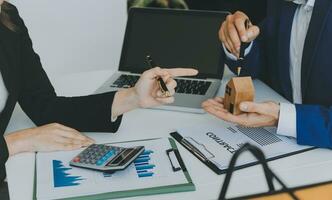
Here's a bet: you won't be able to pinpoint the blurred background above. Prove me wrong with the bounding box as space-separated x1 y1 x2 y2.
10 0 266 80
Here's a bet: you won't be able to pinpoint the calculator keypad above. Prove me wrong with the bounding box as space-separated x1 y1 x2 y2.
72 144 122 166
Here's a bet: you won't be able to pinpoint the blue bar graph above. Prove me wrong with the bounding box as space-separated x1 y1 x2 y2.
134 162 149 166
141 150 154 156
53 160 84 188
138 172 154 178
134 157 151 163
134 150 155 178
135 164 155 171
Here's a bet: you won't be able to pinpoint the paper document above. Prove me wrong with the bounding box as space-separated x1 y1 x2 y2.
176 122 314 171
36 138 187 200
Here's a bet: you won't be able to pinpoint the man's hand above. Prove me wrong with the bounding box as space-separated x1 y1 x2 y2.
219 11 260 57
202 97 280 127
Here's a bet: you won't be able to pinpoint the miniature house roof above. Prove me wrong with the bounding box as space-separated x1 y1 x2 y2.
227 77 254 94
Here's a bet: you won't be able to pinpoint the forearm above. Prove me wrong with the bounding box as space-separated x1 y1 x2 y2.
111 88 140 118
20 92 123 132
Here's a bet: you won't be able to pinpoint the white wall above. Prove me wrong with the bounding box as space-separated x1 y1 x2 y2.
10 0 127 78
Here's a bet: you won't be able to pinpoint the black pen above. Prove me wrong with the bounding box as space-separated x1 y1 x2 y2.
237 19 251 77
146 55 171 97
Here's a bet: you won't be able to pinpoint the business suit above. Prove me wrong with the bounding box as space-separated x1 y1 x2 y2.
222 0 332 148
0 4 122 181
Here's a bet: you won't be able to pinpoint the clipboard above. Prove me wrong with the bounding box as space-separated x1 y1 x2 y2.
170 131 316 175
33 138 195 200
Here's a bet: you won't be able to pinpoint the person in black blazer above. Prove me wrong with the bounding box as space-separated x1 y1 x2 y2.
0 1 198 183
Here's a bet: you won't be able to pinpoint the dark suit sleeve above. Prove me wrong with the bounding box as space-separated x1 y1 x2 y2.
11 7 122 132
295 105 332 148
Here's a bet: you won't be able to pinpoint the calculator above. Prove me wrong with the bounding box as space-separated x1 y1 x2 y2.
70 144 145 172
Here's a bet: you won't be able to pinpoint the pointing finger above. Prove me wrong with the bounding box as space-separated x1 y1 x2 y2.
164 68 198 77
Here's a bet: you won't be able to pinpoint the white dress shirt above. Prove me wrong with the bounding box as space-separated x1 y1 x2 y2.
223 0 315 138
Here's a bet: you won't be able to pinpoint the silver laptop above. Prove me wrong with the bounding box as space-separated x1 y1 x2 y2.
95 8 228 113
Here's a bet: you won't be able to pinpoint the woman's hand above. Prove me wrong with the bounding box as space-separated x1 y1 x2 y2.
202 97 280 127
5 123 95 156
219 11 260 57
111 67 198 118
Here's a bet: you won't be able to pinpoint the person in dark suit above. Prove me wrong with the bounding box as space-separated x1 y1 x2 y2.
202 0 332 148
0 1 198 183
186 0 266 24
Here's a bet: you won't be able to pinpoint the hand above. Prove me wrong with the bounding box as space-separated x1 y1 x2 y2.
202 97 280 127
111 67 198 117
219 11 260 57
134 67 198 108
5 123 95 156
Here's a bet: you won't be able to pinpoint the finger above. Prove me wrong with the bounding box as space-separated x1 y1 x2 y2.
227 19 241 52
246 25 260 42
58 130 95 143
143 67 169 79
214 97 224 104
219 22 228 45
165 79 177 96
240 101 279 118
204 106 245 124
57 143 83 151
202 99 225 109
224 24 237 55
234 17 248 42
53 136 91 146
156 97 175 104
164 68 198 77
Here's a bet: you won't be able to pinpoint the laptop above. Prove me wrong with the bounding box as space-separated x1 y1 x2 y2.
95 8 228 113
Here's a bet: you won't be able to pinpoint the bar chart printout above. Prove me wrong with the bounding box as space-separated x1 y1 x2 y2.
134 150 155 178
36 138 188 200
52 160 84 187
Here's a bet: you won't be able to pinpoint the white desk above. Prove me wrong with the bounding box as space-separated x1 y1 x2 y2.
6 70 332 200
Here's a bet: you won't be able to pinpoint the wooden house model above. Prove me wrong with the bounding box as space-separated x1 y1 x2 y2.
224 77 255 115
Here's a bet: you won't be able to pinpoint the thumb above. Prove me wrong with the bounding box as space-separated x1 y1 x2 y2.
246 25 260 42
240 101 269 115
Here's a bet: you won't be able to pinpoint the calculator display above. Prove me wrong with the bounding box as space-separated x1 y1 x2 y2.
107 148 142 166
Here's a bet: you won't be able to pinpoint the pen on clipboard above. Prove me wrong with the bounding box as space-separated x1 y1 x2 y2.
237 19 251 77
181 138 208 162
146 55 171 97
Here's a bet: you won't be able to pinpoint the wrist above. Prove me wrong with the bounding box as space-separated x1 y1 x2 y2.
4 129 33 156
112 88 140 118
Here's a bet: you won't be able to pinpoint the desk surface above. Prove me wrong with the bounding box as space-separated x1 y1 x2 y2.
6 70 332 200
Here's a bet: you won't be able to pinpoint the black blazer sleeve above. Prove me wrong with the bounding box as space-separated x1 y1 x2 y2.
11 6 123 132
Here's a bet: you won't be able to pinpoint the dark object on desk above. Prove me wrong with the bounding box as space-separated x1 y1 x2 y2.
146 55 171 97
223 77 255 115
128 0 188 11
218 143 299 200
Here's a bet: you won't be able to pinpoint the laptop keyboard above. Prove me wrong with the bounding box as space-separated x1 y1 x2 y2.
111 74 212 95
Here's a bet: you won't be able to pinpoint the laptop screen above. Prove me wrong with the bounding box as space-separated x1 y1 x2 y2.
119 8 228 79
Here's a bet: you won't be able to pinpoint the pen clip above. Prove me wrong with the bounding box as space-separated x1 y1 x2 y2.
166 148 186 172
